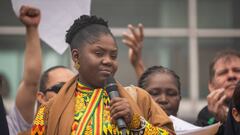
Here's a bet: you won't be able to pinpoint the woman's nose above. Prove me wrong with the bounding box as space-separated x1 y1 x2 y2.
156 94 168 105
102 55 113 66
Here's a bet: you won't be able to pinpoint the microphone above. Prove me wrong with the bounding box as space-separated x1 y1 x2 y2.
105 76 127 133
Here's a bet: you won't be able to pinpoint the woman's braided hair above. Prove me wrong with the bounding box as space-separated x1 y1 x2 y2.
65 15 114 49
138 65 181 94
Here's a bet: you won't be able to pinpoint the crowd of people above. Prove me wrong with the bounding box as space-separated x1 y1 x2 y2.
1 5 240 135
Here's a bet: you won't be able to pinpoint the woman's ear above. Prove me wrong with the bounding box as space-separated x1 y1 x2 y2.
71 49 79 63
72 49 81 71
232 107 240 123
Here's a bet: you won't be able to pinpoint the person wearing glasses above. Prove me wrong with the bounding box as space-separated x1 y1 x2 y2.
31 15 175 135
36 66 74 106
18 66 74 135
7 6 75 135
6 5 42 135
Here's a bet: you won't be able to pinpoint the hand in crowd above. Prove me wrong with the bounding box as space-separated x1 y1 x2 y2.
122 24 145 78
207 85 228 123
110 97 133 124
19 5 41 28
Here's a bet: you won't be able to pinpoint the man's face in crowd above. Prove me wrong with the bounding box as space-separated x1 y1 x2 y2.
37 68 75 105
211 56 240 99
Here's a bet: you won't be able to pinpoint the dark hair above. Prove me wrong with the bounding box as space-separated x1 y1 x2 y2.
0 73 10 98
138 65 181 94
65 15 115 50
39 66 69 92
233 81 240 112
209 49 240 82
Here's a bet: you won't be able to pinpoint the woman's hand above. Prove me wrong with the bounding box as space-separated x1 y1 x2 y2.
110 97 133 124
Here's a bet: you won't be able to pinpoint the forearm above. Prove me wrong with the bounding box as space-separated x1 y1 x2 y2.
23 26 42 85
133 58 145 79
16 26 42 123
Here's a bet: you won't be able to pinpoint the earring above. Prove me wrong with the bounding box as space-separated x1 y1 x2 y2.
74 61 80 70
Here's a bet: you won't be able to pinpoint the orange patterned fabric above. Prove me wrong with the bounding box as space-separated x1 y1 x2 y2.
71 82 170 135
144 120 169 135
71 82 128 135
31 106 46 135
31 79 173 135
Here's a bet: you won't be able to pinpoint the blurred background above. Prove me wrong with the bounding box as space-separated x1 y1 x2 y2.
1 0 240 122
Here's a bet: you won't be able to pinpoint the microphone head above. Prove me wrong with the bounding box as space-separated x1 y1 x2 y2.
105 76 117 93
105 76 127 129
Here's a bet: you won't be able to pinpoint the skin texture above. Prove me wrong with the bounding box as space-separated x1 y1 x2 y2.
16 5 75 124
15 5 42 124
122 24 144 78
122 24 181 116
71 34 133 123
72 34 118 88
37 68 75 105
144 73 181 116
232 108 240 123
208 56 240 122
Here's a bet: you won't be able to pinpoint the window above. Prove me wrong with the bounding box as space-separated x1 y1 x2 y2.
1 0 240 121
91 0 240 120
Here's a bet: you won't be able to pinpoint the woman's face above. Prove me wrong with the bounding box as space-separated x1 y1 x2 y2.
145 73 181 116
75 34 118 88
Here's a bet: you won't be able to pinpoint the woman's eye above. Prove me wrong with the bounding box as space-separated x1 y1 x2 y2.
167 90 178 96
111 54 117 59
168 93 177 96
95 51 103 56
149 90 159 96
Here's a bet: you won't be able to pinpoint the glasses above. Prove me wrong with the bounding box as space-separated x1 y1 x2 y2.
43 82 65 94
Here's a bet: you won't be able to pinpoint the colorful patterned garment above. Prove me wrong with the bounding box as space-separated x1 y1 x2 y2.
31 106 46 135
31 81 170 135
71 82 129 135
71 81 169 135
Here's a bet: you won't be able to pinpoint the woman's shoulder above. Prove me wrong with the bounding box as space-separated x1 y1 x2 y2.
124 85 152 102
124 84 147 92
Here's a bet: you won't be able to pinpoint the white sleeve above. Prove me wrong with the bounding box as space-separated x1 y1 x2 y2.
6 105 32 135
